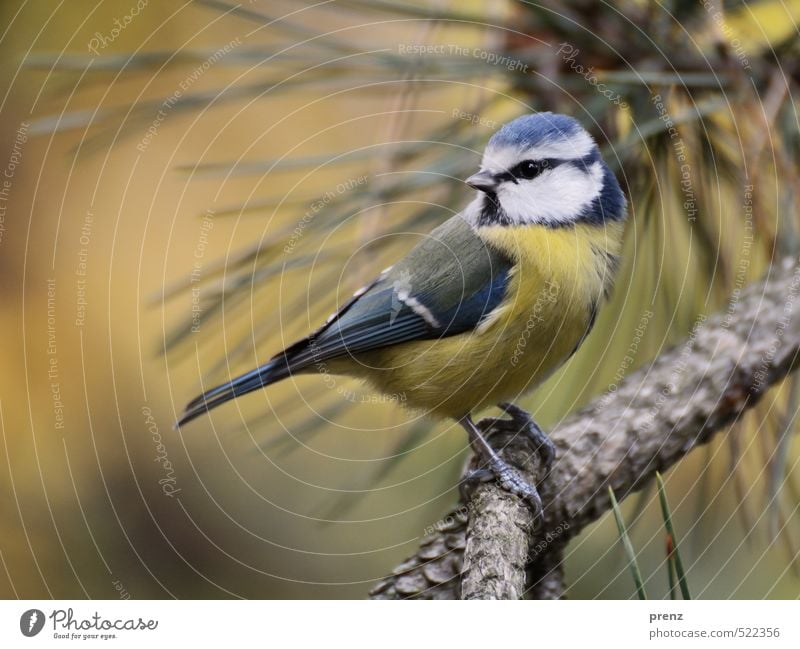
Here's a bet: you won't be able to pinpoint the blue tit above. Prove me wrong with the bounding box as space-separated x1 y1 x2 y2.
176 112 627 516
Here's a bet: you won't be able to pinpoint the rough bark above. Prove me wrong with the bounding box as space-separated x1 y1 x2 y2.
460 440 543 599
369 257 800 600
527 545 566 600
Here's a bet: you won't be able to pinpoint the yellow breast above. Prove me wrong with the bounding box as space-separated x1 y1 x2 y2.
350 221 624 419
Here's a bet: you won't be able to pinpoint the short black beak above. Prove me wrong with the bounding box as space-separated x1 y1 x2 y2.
466 170 498 193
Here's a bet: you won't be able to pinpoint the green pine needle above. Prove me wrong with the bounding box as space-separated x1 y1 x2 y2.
608 487 648 600
667 540 678 600
656 472 691 599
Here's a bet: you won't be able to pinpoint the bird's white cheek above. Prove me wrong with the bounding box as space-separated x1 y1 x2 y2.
499 162 603 226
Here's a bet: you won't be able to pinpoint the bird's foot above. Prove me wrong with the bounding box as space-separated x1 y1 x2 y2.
458 468 493 505
477 402 556 479
459 461 543 524
458 411 550 526
489 457 544 521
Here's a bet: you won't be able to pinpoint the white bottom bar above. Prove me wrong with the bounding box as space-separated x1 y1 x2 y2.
1 600 798 647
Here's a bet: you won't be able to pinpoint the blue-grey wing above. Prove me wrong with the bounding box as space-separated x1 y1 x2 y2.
277 215 513 369
176 215 511 427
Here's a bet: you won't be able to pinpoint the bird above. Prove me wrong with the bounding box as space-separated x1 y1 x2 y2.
176 112 627 519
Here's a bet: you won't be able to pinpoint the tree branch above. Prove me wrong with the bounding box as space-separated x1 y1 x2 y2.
369 257 800 599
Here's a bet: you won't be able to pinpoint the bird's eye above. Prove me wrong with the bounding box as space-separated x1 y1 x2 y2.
517 160 543 179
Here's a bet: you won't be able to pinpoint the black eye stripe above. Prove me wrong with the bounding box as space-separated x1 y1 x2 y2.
510 158 563 180
488 158 573 185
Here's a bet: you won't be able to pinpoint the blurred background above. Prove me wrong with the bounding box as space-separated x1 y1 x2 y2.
0 0 798 599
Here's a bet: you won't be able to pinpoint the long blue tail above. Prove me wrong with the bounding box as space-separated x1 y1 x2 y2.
175 357 291 428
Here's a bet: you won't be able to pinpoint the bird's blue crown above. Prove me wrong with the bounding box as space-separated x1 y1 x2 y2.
489 112 589 152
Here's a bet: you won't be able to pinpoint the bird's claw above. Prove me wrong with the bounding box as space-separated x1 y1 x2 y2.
476 402 556 479
459 467 494 503
459 404 553 525
460 461 543 525
493 459 544 523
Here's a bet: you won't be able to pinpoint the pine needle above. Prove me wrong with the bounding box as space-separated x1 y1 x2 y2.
656 472 691 599
609 487 648 600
